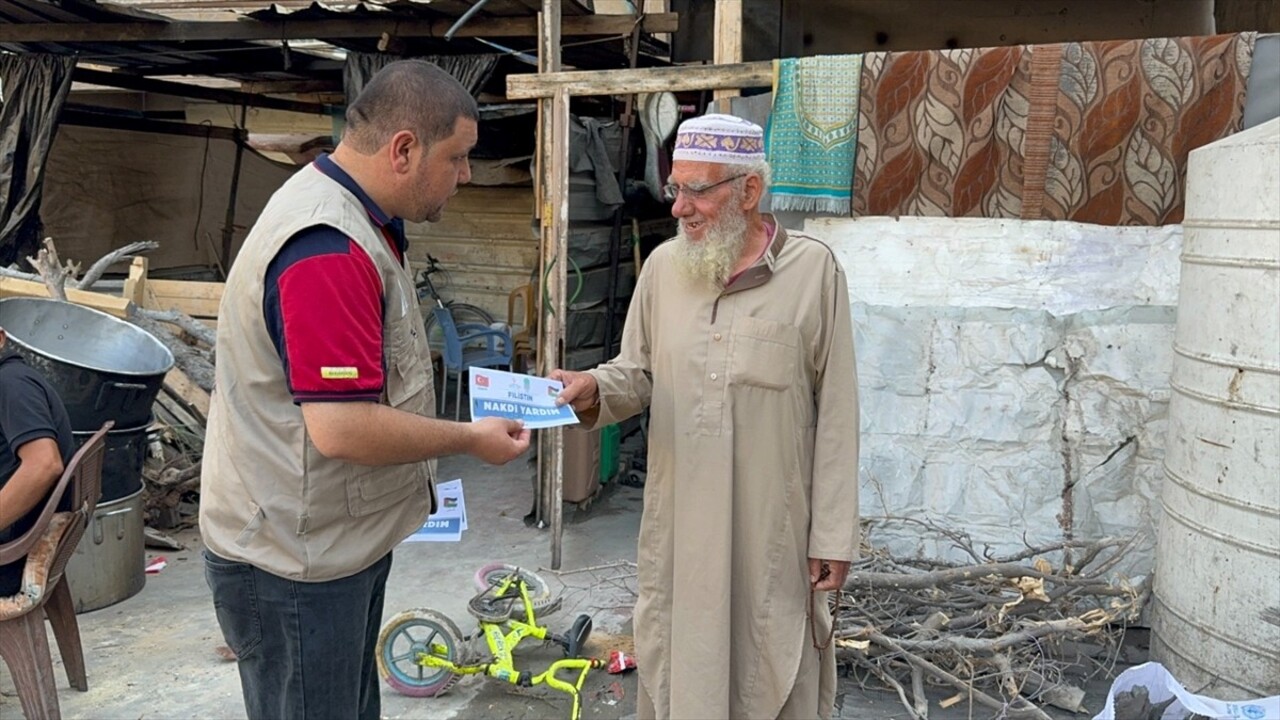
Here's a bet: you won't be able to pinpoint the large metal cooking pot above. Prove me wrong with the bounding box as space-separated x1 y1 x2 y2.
0 297 174 430
64 488 146 613
73 419 152 504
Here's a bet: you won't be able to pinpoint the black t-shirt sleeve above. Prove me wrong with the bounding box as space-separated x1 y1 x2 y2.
0 364 71 543
0 370 62 456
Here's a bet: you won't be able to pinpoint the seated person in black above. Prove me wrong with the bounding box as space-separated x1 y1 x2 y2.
0 325 76 596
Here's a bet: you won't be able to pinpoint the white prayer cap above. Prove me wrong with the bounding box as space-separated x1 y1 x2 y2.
672 113 765 165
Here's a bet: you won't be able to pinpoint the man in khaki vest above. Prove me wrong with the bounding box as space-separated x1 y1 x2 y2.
553 115 860 719
199 60 530 720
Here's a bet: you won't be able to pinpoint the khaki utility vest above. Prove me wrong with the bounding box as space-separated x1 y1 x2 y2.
199 165 437 581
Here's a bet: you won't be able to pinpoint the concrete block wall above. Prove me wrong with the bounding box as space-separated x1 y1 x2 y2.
809 216 1182 578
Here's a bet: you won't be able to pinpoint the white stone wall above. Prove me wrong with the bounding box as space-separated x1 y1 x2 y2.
808 216 1183 578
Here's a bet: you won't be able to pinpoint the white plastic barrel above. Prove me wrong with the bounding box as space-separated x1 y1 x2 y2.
1152 118 1280 696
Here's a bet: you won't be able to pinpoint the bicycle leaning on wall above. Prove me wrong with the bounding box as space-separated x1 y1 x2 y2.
415 254 496 346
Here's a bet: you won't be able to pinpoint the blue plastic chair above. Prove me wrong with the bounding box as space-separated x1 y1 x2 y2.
433 306 513 420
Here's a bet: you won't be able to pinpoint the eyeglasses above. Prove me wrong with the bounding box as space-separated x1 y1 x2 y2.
661 174 747 203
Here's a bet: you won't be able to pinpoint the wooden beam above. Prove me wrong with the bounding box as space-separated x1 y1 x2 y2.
73 68 336 116
147 279 225 319
60 107 244 141
240 79 342 95
507 61 772 99
0 12 678 44
122 257 149 307
713 0 743 103
163 368 211 420
0 277 132 318
128 55 340 78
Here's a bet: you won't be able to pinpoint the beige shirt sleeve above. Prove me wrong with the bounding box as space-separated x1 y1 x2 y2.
807 260 861 562
583 257 655 429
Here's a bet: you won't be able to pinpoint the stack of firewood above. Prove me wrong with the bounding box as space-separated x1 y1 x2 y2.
835 518 1148 720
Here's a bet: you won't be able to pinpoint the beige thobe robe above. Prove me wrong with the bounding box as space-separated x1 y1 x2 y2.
584 219 860 719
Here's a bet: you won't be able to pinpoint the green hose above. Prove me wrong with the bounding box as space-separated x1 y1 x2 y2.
542 254 584 316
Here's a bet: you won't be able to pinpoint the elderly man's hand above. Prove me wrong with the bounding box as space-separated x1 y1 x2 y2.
809 558 850 592
549 369 599 413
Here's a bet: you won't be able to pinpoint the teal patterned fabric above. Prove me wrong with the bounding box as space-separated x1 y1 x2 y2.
765 54 863 214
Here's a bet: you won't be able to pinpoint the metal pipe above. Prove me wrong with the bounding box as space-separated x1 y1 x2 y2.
445 0 495 40
220 104 248 275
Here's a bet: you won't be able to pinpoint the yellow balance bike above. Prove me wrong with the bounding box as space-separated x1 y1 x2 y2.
376 563 602 720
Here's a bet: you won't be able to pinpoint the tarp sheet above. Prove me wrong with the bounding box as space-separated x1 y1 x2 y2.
0 52 74 266
39 124 297 270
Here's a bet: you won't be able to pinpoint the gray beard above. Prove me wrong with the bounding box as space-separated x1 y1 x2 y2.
671 208 750 290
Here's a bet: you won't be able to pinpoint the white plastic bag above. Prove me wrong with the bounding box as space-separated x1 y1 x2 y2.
1094 662 1279 720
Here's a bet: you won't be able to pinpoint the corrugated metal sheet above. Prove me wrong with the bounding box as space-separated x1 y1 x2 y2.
247 0 597 21
0 0 318 80
245 1 666 67
2 0 665 84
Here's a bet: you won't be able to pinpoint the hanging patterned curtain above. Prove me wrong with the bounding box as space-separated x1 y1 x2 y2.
852 33 1257 225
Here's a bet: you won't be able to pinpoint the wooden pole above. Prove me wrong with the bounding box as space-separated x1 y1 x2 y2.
534 0 566 569
532 13 547 533
220 105 248 274
547 87 569 571
713 0 744 105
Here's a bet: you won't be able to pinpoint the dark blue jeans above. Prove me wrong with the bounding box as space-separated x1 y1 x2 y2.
204 549 393 720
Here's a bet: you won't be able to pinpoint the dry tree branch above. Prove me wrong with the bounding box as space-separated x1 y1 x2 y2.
1080 532 1147 579
910 665 929 719
834 530 1144 717
867 631 1054 720
76 240 159 289
155 463 203 487
989 536 1106 565
839 617 1105 656
846 650 926 720
846 562 1113 591
26 238 77 301
12 238 215 389
541 560 637 576
0 265 41 282
133 307 217 349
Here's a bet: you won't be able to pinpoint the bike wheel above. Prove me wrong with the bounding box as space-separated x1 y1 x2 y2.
376 608 464 698
472 563 561 617
423 302 497 349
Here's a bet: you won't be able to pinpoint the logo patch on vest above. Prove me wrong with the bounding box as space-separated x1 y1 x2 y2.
321 366 359 379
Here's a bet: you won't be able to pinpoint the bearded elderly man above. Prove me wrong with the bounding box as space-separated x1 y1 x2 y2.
553 114 860 719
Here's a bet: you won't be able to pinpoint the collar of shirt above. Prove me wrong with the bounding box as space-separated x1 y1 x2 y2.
313 153 408 262
723 214 787 297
